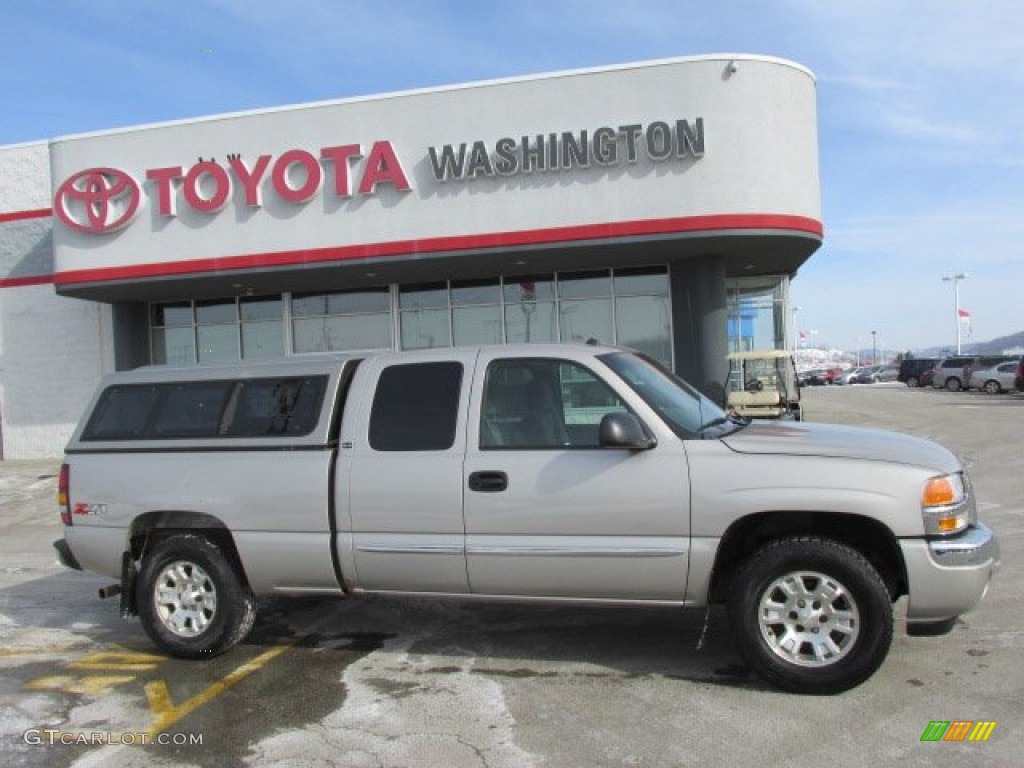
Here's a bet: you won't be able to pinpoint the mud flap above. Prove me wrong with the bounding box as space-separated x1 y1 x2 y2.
120 551 138 619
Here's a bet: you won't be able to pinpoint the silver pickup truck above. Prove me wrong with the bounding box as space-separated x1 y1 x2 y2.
54 343 999 694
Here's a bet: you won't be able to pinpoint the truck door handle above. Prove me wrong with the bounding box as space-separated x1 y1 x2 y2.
468 471 508 493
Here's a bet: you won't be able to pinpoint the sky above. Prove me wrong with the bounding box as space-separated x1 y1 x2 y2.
3 0 1022 353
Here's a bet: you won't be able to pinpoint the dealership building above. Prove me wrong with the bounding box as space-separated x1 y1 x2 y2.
0 55 822 459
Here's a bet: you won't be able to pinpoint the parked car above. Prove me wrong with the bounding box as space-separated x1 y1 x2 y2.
798 369 825 386
1017 356 1024 391
964 356 1018 390
800 367 842 386
967 361 1019 393
930 356 975 391
838 366 871 385
872 364 901 383
932 355 1017 392
898 358 940 388
849 365 881 384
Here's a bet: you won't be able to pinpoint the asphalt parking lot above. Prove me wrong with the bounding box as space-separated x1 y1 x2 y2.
1 383 1020 767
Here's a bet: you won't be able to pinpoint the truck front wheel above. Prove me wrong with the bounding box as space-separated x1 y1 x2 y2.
728 537 893 694
137 533 255 659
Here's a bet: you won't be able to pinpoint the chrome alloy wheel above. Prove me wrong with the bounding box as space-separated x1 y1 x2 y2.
153 560 218 637
757 570 860 667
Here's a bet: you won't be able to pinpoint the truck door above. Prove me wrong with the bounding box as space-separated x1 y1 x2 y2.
463 351 690 601
338 350 477 593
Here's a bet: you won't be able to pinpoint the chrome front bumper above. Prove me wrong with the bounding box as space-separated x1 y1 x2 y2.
900 523 1000 631
928 523 1001 567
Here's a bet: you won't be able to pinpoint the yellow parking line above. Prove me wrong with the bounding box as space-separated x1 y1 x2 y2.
144 644 292 734
26 675 138 696
70 651 164 672
0 646 74 657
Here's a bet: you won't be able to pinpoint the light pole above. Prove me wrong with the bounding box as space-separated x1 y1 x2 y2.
942 273 968 354
791 306 801 354
871 330 877 365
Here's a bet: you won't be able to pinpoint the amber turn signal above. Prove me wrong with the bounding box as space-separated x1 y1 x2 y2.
923 476 957 507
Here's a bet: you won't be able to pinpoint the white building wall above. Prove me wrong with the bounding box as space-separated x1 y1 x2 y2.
50 56 820 286
0 142 114 459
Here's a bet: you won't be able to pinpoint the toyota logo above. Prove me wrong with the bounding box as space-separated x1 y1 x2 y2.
54 167 141 234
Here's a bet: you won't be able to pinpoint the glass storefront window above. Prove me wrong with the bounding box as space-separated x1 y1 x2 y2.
292 289 391 353
196 299 237 325
293 289 389 317
503 275 555 303
558 271 611 299
152 301 197 365
399 283 448 310
503 275 556 344
242 322 285 359
727 276 788 353
400 308 450 349
241 296 283 322
453 305 502 345
399 284 450 348
616 295 671 364
505 301 557 343
152 326 196 366
614 268 669 296
195 299 240 364
240 296 284 359
147 267 674 367
559 298 612 345
294 314 392 353
451 279 500 306
151 302 192 328
198 323 239 363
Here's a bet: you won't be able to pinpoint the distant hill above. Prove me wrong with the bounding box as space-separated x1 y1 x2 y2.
915 330 1024 358
966 330 1024 355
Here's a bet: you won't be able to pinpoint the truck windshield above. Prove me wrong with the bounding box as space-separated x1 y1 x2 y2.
599 351 738 439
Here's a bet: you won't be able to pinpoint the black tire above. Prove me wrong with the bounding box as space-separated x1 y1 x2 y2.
945 377 962 392
906 376 919 388
983 380 1001 394
728 537 892 694
137 533 255 659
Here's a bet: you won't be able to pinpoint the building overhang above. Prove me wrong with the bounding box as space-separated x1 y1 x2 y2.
55 218 820 302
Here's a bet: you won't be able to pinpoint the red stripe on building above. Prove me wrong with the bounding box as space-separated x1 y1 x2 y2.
53 214 823 287
0 208 52 224
0 274 56 288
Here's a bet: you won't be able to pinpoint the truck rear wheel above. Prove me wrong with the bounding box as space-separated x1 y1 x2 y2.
728 537 892 694
137 533 255 659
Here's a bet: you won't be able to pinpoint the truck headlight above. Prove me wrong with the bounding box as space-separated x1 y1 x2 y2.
921 472 973 535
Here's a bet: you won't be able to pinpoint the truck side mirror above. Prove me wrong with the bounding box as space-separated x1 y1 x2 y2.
598 412 656 450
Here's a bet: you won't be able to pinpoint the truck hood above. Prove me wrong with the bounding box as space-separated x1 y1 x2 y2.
721 421 961 474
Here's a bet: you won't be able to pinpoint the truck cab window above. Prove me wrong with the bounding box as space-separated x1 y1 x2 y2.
480 359 629 449
369 362 463 451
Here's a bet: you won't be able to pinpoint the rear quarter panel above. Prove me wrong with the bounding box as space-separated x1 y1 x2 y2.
64 450 336 591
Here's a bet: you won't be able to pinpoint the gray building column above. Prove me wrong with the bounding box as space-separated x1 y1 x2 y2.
669 255 729 406
112 302 150 371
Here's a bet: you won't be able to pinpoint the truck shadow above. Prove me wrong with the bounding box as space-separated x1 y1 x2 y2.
244 592 768 691
0 572 766 693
